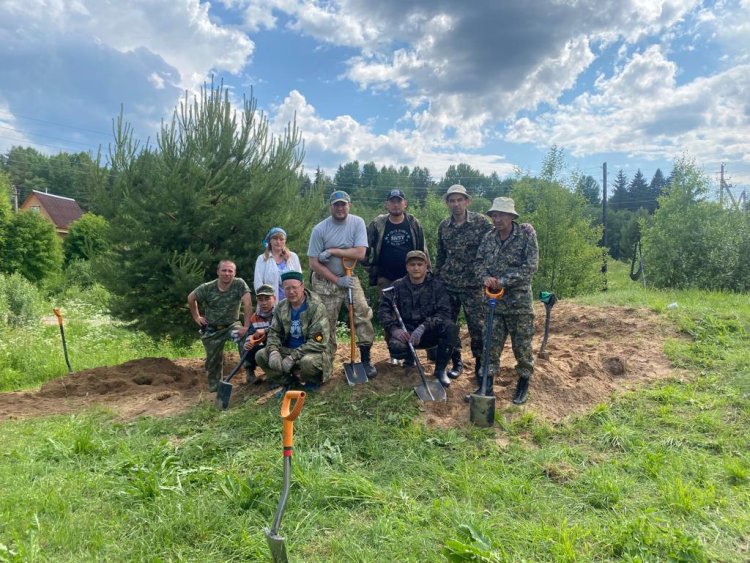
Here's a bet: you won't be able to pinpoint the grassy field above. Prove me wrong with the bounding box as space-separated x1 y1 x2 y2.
1 264 748 562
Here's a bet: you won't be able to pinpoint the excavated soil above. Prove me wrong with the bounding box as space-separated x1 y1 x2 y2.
0 302 683 426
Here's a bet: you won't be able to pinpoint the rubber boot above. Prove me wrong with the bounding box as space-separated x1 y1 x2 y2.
464 357 484 402
244 366 257 385
448 349 463 379
512 377 530 405
359 345 377 378
433 344 452 387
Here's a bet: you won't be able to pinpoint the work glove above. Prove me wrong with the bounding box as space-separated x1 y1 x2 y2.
391 327 410 343
281 355 295 374
410 325 426 346
336 276 355 289
318 250 332 263
268 350 283 373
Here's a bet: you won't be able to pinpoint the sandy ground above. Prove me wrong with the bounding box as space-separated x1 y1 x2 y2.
0 302 683 426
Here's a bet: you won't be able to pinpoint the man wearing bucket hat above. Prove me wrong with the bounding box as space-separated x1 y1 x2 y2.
307 190 377 378
436 184 492 381
378 250 457 387
255 271 333 389
476 196 539 404
239 283 277 384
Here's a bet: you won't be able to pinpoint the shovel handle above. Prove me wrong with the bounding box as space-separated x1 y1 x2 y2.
485 287 505 300
342 257 356 275
281 391 306 450
53 307 64 326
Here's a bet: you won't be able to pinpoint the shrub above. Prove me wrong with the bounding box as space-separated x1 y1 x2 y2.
0 272 45 327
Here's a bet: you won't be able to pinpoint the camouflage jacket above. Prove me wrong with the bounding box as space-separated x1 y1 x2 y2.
267 289 332 379
477 222 539 313
378 273 452 333
436 210 492 289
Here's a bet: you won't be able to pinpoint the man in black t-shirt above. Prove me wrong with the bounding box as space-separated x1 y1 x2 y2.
365 189 429 294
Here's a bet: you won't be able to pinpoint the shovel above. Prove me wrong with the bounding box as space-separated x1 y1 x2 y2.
341 257 368 385
52 308 73 374
265 390 306 563
470 288 504 427
537 291 557 360
214 334 261 410
384 287 446 402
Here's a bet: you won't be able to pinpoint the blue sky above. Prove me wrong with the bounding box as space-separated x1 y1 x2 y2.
1 0 749 196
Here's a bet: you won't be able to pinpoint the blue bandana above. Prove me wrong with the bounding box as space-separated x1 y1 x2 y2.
262 227 287 249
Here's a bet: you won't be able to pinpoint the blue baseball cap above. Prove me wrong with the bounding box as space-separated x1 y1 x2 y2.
329 190 351 204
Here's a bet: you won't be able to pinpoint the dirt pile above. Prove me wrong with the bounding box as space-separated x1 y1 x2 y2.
0 303 681 425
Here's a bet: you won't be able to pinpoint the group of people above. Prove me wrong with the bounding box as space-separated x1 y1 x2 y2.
187 183 539 405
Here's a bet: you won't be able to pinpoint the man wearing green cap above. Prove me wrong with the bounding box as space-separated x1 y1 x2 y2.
475 196 539 405
307 190 377 378
255 271 332 388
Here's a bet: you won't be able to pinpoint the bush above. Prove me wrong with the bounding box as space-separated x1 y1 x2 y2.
0 272 46 327
63 213 111 264
1 211 63 283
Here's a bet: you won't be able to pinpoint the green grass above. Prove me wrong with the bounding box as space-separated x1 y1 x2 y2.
1 263 749 561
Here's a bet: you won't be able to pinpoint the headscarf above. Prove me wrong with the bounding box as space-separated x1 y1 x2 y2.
262 227 287 249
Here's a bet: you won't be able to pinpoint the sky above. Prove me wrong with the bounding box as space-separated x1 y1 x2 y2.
1 0 749 197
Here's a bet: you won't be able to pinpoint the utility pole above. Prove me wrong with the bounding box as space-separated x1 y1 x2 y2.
720 163 725 207
601 162 608 292
12 184 19 212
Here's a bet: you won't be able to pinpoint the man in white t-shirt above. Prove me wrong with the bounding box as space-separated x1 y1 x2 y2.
308 190 377 378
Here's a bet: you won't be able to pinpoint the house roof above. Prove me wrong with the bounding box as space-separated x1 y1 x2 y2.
28 190 84 230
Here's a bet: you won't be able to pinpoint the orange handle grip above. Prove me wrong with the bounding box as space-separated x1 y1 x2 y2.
485 287 505 299
53 308 64 327
281 390 306 449
342 257 356 276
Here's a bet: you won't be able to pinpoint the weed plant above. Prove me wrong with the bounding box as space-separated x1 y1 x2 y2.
0 263 748 561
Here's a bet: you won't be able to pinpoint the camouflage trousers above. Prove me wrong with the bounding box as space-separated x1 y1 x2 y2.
200 322 242 389
446 287 485 359
311 272 375 352
256 346 328 386
487 312 535 380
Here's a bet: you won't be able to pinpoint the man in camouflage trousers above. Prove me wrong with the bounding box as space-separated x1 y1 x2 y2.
436 184 492 381
476 197 539 405
256 271 333 389
187 260 253 392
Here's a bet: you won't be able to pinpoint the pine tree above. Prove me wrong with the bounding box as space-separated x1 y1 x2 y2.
627 169 649 212
609 170 629 210
647 168 667 213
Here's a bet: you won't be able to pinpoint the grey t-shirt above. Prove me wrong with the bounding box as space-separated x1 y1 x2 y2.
307 214 369 276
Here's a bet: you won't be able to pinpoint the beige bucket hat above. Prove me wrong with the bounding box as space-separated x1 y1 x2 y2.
486 197 519 218
443 184 472 202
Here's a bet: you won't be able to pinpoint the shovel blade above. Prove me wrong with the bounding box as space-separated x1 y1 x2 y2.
264 528 289 563
469 393 496 427
214 380 233 410
344 362 368 385
414 381 447 402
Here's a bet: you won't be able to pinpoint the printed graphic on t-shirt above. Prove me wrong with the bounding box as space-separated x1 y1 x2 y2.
379 221 413 280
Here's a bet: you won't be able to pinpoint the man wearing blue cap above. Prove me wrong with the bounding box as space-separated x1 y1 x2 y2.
365 189 429 294
308 190 377 378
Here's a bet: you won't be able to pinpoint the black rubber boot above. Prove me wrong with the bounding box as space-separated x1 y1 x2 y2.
448 349 463 379
359 345 377 378
434 361 450 387
512 377 530 405
244 366 256 385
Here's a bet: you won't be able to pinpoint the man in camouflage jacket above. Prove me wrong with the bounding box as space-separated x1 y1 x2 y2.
378 251 457 387
476 197 539 405
256 271 333 388
436 184 492 380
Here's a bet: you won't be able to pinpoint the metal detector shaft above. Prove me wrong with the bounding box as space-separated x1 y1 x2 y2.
52 308 72 374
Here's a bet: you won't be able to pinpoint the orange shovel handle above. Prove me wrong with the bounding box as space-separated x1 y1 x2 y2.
485 287 505 300
53 307 64 327
281 391 306 449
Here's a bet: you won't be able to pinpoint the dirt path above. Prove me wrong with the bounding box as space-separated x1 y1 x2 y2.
0 303 682 425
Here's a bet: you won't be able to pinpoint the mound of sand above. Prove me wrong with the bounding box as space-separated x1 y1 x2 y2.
0 302 681 425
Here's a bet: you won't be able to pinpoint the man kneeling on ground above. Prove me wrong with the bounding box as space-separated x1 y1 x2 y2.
378 251 458 387
255 271 332 390
240 283 276 384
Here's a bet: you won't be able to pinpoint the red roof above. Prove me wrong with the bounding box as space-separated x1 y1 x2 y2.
28 191 83 229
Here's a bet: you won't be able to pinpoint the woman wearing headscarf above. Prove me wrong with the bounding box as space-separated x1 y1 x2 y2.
254 227 302 301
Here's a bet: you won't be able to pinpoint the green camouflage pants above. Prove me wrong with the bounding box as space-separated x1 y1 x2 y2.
311 272 375 352
487 312 535 380
256 346 328 385
200 322 242 389
446 287 485 359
